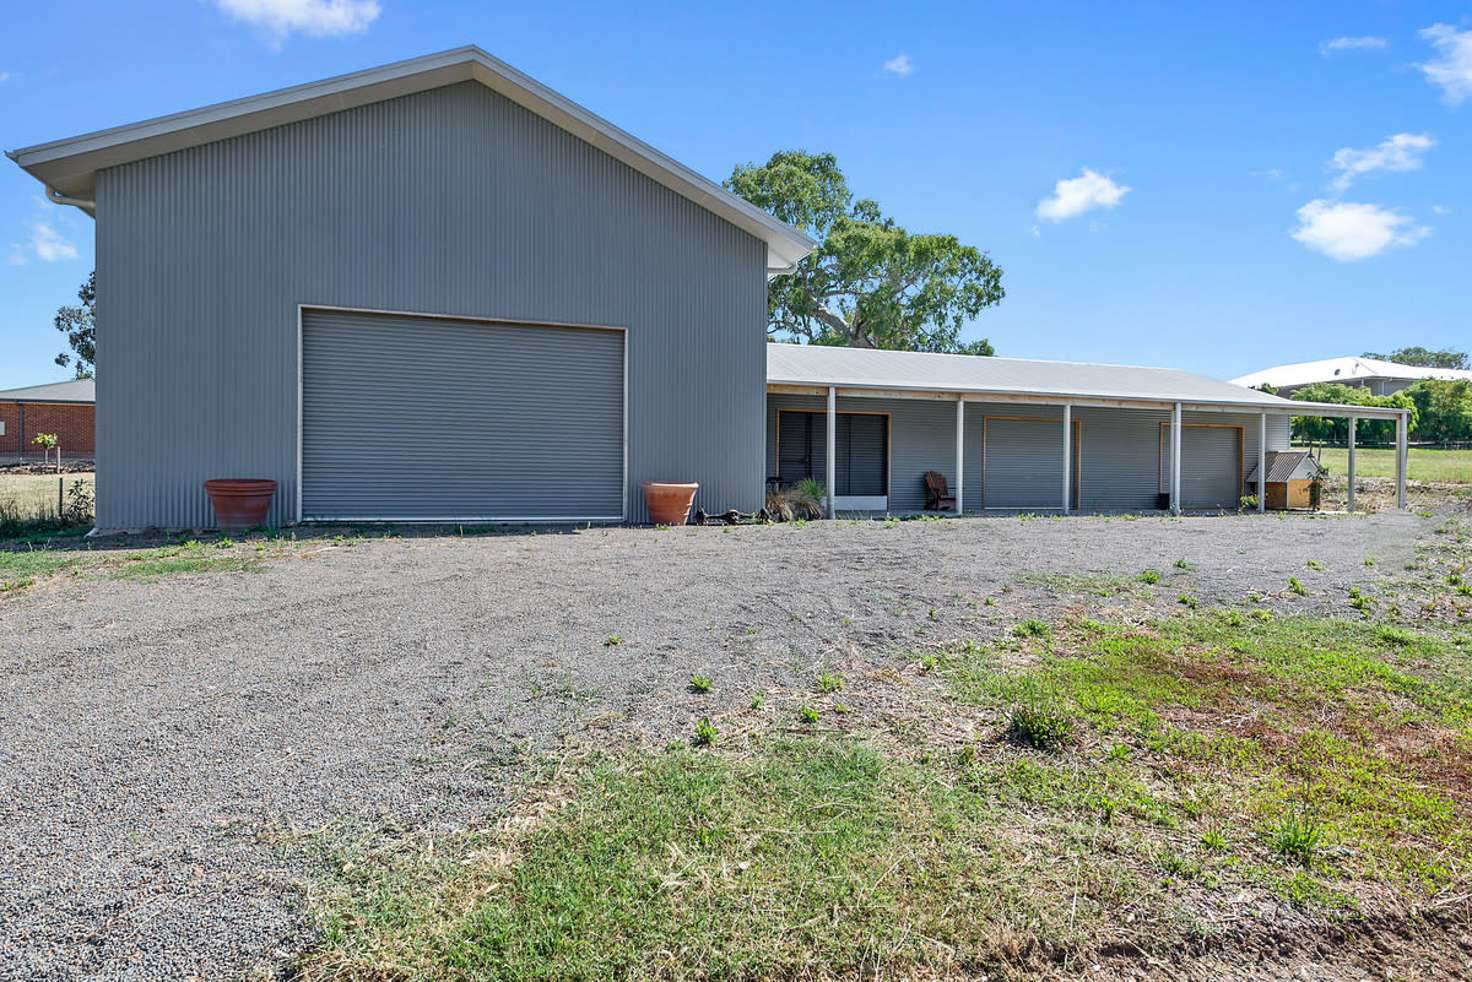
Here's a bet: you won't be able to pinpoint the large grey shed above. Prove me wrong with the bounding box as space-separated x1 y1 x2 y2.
7 47 814 529
8 47 1414 529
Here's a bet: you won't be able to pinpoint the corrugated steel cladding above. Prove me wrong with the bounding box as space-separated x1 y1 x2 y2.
300 310 624 520
766 394 1291 512
95 80 766 529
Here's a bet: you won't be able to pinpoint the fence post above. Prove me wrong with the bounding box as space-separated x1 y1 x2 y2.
59 477 64 517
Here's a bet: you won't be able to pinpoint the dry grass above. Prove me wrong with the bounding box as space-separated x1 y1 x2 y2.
0 471 94 518
1312 447 1472 485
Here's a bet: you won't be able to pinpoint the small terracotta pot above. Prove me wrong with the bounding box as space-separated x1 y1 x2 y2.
204 479 278 531
641 482 699 526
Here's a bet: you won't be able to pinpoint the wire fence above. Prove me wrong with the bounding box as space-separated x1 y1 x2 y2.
0 472 97 533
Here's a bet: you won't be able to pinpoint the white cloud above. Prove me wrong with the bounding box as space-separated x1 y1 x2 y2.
215 0 380 47
882 53 913 77
1328 132 1434 192
1319 36 1387 56
1290 200 1429 261
29 223 79 262
7 244 26 266
0 72 10 83
1035 168 1130 222
1432 203 1451 215
1419 23 1472 104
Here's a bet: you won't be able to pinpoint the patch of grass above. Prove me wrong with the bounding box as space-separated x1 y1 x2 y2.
1288 576 1308 596
1313 446 1472 484
1006 701 1073 751
749 691 765 710
689 674 713 694
943 614 1472 898
604 634 624 647
1012 618 1052 639
1139 569 1161 585
1268 810 1324 866
300 736 1170 981
0 549 83 582
798 704 820 724
815 672 844 693
692 718 718 746
1174 559 1195 571
1016 571 1137 598
1177 593 1198 609
109 554 260 579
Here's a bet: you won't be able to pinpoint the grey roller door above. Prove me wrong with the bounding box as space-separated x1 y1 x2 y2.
984 418 1077 509
1178 426 1240 510
301 309 624 521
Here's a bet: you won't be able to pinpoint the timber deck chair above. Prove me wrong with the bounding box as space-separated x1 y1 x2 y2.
923 471 957 511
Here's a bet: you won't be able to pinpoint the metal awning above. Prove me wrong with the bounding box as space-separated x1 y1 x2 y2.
766 344 1407 420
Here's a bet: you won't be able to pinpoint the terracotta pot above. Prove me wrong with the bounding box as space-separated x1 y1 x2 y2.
204 479 278 531
641 482 699 526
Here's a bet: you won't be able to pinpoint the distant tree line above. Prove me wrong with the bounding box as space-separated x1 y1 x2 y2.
1361 346 1469 371
1285 378 1472 444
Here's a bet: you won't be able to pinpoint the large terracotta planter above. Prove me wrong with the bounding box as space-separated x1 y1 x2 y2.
204 479 278 531
641 482 698 526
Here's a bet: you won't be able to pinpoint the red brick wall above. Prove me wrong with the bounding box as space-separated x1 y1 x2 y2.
0 401 96 457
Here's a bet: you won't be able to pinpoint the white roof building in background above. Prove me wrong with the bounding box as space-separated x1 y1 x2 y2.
1231 356 1472 396
770 342 1304 412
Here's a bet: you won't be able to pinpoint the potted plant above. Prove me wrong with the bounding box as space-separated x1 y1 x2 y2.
641 482 699 526
204 479 278 531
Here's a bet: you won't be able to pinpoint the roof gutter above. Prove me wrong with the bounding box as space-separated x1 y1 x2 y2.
45 185 96 215
766 377 1410 420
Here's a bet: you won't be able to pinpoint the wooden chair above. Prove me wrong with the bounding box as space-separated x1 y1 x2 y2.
924 471 956 511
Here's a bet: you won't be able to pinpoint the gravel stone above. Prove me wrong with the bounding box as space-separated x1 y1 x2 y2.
0 510 1433 978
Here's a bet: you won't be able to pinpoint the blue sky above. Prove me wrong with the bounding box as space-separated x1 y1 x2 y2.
2 1 1469 389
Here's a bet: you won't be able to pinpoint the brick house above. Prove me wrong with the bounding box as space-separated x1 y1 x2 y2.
0 379 95 460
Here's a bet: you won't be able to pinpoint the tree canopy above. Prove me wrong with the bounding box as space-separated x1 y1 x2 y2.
54 270 95 379
726 151 1003 354
1362 346 1469 371
1403 379 1472 443
1289 382 1415 445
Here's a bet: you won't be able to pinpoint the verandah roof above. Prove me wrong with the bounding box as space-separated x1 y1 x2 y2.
766 343 1407 421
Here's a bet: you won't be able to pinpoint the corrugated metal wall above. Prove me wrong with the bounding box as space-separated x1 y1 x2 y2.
94 80 767 529
982 418 1077 509
767 395 1293 514
300 310 624 520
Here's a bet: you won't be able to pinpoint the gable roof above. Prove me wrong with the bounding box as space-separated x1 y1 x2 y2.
5 47 815 272
1231 355 1472 390
767 343 1301 409
1246 451 1322 484
0 379 95 403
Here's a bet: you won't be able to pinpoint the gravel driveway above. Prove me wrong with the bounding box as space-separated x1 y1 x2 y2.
0 510 1433 979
